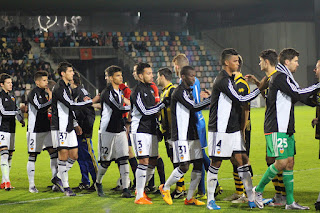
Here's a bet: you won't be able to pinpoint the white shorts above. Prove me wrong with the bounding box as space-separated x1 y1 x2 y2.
208 131 246 159
131 133 158 159
0 132 15 151
27 132 53 153
51 130 78 149
172 140 203 163
98 131 129 162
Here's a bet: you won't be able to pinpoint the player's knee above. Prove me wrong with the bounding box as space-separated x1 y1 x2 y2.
100 161 110 169
49 151 58 159
117 157 128 166
179 162 190 173
28 155 37 162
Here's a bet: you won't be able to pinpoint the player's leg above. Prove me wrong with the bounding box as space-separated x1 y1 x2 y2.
128 134 137 189
115 131 132 198
0 132 13 190
95 132 114 196
50 131 63 191
185 159 204 205
27 153 38 193
8 133 15 171
26 132 41 193
131 133 153 204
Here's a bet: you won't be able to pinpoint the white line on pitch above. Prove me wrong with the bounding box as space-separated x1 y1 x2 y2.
0 194 85 206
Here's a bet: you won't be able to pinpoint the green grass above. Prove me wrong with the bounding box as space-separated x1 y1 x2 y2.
1 106 320 212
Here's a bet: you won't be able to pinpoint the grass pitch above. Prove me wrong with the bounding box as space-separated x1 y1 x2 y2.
1 106 320 212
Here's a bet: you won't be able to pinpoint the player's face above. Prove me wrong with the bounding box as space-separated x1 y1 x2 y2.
110 71 123 85
1 78 12 92
314 61 320 79
286 56 299 73
62 67 74 81
183 70 196 87
226 55 239 72
156 73 163 86
140 67 153 84
259 57 267 71
36 76 48 89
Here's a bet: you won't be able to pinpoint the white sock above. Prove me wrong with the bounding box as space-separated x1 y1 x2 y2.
187 170 202 200
1 153 10 182
119 163 130 189
66 158 75 172
237 164 254 202
163 167 185 191
136 164 147 200
207 165 219 202
96 164 108 184
58 160 69 188
145 166 155 185
49 152 58 178
50 158 58 178
317 192 320 202
27 160 36 188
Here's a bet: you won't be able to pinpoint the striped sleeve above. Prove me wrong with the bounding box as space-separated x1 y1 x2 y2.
224 79 260 102
135 92 164 116
109 91 131 111
0 98 17 116
32 93 52 111
176 89 210 112
62 89 92 107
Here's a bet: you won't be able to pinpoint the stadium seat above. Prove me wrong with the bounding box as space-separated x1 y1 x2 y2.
40 43 45 48
143 32 147 36
134 32 139 36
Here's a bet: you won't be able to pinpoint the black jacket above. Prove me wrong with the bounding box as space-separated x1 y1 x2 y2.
99 84 130 133
27 87 51 133
51 79 92 133
130 82 164 135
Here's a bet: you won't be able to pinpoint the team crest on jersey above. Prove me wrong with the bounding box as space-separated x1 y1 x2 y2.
280 148 284 154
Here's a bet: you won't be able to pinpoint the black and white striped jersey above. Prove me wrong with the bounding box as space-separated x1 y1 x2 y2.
264 67 320 134
0 90 20 133
51 79 92 133
208 70 260 133
99 84 130 133
27 87 51 133
131 82 165 135
171 83 210 141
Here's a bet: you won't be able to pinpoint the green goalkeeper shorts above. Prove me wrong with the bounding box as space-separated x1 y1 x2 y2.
265 132 295 160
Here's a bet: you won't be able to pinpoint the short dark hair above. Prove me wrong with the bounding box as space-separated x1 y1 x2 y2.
57 62 73 76
259 49 278 66
0 73 11 84
220 48 239 66
136 62 151 75
34 70 48 81
48 80 56 91
158 67 172 81
105 65 122 77
180 66 194 77
279 48 299 65
73 71 81 85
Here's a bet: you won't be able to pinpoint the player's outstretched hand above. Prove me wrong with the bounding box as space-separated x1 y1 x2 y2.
245 74 260 86
91 94 100 103
83 96 91 102
200 89 211 99
258 76 269 91
75 125 83 135
312 118 319 128
20 120 25 127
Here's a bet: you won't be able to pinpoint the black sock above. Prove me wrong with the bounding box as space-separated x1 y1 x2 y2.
157 157 165 185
